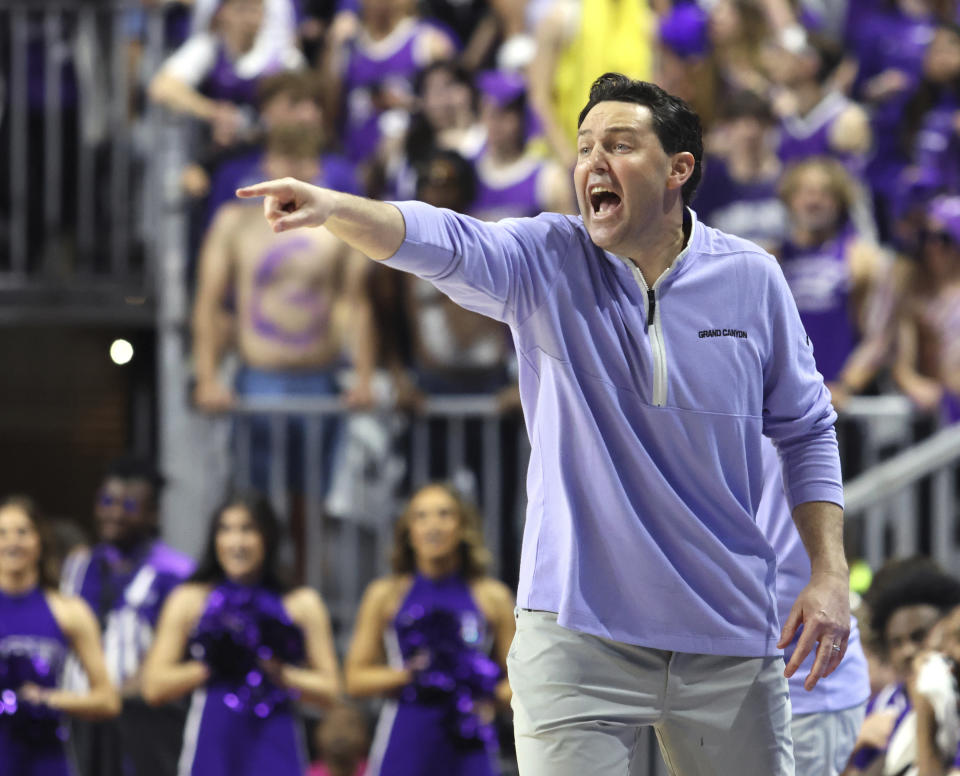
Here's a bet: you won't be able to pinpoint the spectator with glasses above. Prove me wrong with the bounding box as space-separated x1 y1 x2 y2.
59 456 194 776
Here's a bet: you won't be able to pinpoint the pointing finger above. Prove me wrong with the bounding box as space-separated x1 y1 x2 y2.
236 179 291 199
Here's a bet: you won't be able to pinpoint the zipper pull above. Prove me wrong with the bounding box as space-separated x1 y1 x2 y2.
647 289 656 330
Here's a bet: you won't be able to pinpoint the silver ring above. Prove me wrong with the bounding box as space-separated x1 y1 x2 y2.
831 643 841 652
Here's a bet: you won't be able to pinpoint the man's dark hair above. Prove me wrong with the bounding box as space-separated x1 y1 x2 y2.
867 560 960 646
577 73 703 205
102 455 166 506
256 70 321 110
720 90 775 125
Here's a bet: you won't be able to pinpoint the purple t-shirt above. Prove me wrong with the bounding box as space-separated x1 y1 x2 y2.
907 94 960 202
384 202 842 655
755 436 870 714
694 156 789 249
207 150 360 225
777 222 860 383
852 7 935 197
849 683 911 769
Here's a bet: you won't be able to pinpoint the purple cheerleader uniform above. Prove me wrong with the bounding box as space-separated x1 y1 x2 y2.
367 574 500 776
176 585 307 776
340 19 447 162
470 154 545 222
0 587 72 776
777 223 859 383
777 91 866 176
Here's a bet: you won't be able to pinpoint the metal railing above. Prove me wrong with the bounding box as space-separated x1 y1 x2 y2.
844 422 960 572
1 1 168 321
203 394 957 631
227 394 530 631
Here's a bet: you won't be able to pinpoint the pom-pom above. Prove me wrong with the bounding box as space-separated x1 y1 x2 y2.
394 604 500 749
188 583 306 717
0 652 66 748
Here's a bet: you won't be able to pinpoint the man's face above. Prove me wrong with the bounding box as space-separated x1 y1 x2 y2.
884 603 941 679
481 99 524 155
727 116 768 153
938 606 960 671
574 101 679 256
262 94 321 130
219 0 264 43
788 166 841 233
95 477 155 547
924 27 960 83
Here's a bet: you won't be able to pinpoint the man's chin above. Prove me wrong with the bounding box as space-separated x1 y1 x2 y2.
586 228 624 254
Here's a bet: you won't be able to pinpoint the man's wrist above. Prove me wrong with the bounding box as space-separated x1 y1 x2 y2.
809 563 849 580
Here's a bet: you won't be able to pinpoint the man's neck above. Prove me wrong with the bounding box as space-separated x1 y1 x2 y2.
263 158 321 184
108 535 153 563
625 210 689 287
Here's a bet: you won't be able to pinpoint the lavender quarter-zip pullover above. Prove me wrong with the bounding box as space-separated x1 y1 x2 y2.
384 201 843 657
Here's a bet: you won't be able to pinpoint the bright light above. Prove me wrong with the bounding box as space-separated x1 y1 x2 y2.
110 339 134 365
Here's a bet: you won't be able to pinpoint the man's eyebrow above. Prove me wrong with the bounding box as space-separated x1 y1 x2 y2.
577 125 642 138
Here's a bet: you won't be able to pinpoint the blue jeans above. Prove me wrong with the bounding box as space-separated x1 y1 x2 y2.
233 366 341 495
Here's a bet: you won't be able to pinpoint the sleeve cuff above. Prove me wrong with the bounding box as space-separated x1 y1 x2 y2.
381 200 458 279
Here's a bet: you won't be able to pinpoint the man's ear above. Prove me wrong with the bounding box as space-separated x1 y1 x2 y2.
666 152 696 192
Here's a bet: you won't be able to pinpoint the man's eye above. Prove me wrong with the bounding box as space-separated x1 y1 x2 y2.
578 146 591 155
615 143 630 152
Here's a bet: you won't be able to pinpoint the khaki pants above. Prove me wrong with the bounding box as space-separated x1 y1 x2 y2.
508 609 795 776
791 704 866 776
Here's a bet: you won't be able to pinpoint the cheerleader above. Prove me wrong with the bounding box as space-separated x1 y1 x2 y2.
0 496 120 776
346 483 516 776
141 492 341 776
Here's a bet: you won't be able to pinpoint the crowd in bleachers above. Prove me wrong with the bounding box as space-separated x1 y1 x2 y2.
135 0 960 427
3 0 960 775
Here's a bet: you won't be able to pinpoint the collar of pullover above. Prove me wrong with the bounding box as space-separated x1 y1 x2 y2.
603 207 700 288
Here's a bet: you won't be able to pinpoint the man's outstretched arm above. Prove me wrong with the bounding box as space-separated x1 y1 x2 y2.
237 178 406 261
778 500 850 691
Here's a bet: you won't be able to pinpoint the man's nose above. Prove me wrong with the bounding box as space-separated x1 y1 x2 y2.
585 144 608 169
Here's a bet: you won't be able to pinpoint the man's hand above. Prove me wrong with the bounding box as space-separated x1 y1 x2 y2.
342 380 375 410
778 570 851 691
194 378 235 413
211 101 247 147
237 178 336 233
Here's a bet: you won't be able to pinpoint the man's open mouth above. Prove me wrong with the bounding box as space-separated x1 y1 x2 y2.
589 185 622 216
